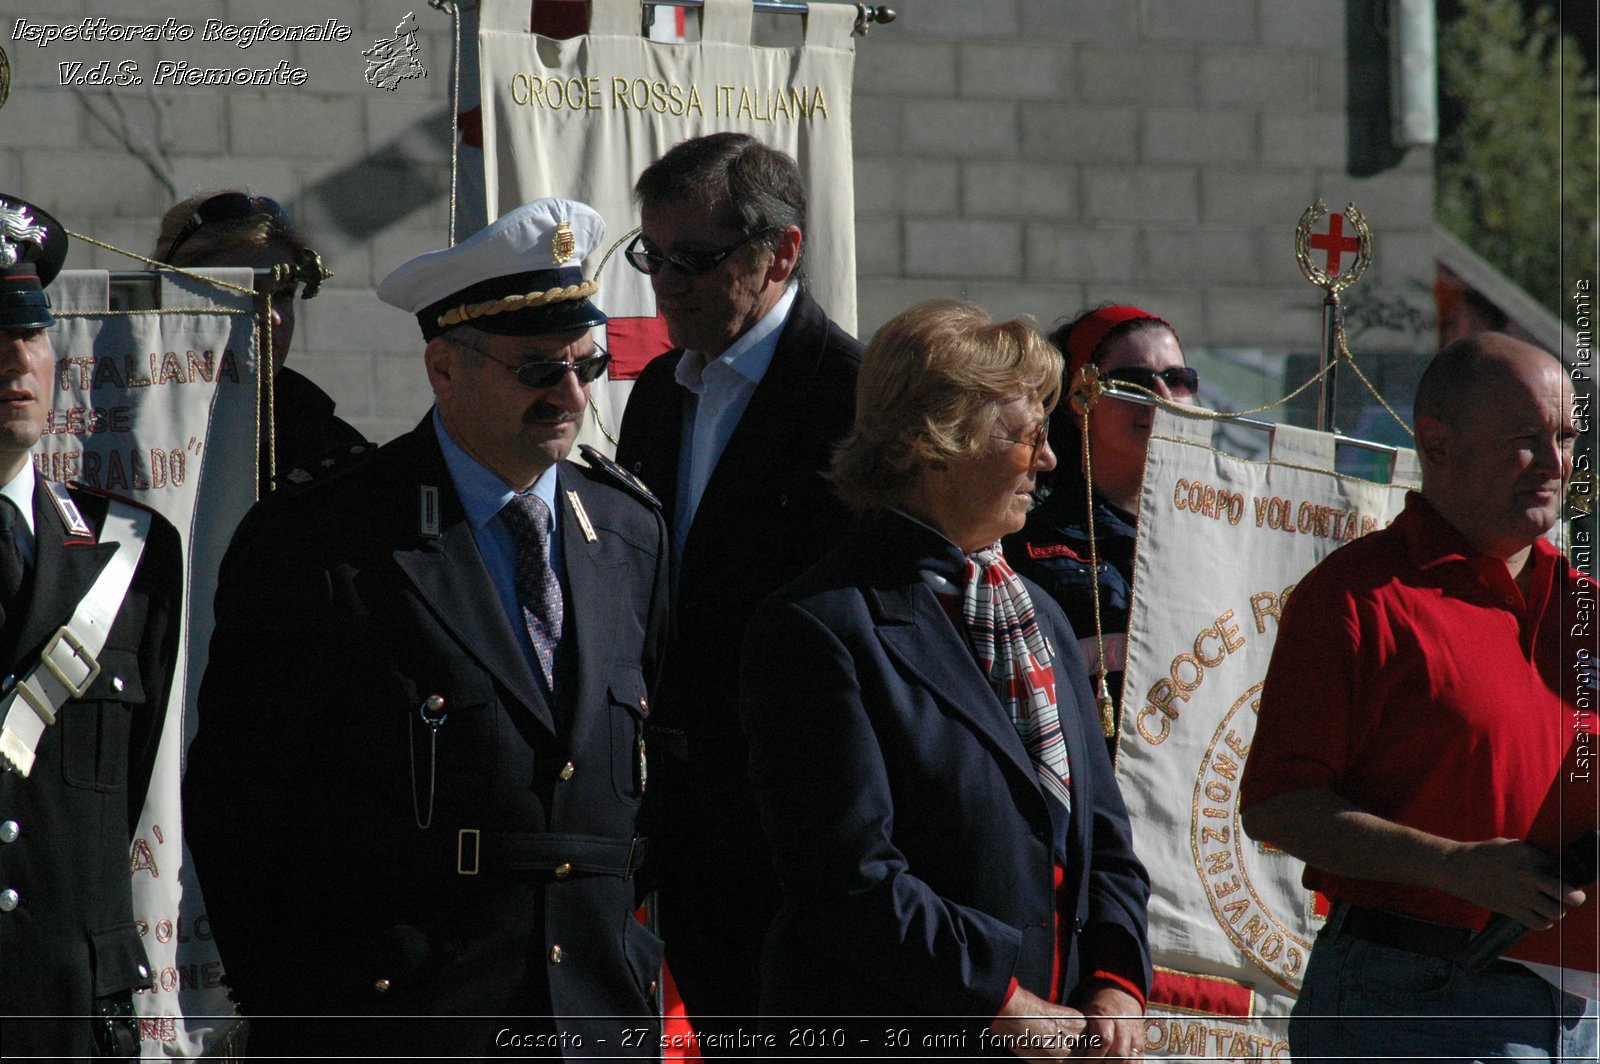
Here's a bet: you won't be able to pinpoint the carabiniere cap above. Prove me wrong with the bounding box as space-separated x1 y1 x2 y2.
0 194 68 331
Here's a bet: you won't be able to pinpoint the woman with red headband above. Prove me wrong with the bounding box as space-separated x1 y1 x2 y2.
1003 305 1199 751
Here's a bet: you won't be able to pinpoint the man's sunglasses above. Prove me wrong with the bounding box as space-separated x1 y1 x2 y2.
1103 366 1200 395
624 229 773 277
166 193 292 261
453 337 611 390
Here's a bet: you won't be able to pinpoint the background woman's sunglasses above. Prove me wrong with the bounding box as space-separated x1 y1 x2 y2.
166 193 291 261
1103 366 1200 395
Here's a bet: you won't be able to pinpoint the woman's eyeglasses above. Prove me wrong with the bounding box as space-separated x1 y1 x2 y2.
1103 366 1200 396
166 193 292 262
453 336 612 390
624 229 773 277
991 418 1051 464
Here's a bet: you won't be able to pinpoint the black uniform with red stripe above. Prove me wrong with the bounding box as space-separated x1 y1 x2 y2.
0 481 182 1058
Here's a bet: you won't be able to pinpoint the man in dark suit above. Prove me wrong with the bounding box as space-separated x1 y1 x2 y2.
614 133 862 1039
184 199 670 1059
0 195 183 1058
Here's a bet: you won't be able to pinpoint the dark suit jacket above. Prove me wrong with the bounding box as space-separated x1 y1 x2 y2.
614 286 862 1020
184 417 670 1059
261 365 367 492
740 512 1151 1052
0 480 182 1059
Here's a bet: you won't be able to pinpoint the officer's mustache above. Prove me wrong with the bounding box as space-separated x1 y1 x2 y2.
524 403 581 425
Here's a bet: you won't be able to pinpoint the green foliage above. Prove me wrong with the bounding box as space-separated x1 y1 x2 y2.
1436 0 1598 326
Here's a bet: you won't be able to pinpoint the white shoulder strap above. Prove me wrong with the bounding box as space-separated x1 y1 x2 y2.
0 496 153 777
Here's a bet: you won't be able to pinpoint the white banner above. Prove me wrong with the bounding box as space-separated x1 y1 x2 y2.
477 0 858 454
41 269 262 1057
1115 406 1419 1060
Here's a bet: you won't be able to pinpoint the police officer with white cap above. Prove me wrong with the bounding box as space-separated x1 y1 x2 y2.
184 199 670 1059
0 194 183 1057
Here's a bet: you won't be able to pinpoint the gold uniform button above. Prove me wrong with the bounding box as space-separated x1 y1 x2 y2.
558 762 576 781
549 945 564 964
554 862 573 878
374 978 391 993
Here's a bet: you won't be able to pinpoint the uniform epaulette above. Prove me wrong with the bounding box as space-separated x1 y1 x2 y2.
59 482 178 542
576 444 661 509
274 442 378 493
49 479 97 539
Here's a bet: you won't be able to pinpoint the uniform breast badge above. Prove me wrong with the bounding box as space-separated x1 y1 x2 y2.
566 490 598 542
418 484 441 537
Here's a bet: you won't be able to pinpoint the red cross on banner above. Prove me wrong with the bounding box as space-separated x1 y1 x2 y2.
1308 211 1361 276
604 309 674 381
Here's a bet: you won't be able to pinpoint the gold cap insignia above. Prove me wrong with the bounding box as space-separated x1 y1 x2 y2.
552 220 576 265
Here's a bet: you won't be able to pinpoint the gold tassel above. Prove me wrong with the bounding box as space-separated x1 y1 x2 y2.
1097 674 1116 739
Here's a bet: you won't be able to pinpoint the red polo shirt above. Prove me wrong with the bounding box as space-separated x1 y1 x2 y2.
1240 493 1597 932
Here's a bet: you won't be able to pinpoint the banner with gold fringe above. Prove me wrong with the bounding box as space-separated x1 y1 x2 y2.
39 267 260 1056
1115 405 1417 1058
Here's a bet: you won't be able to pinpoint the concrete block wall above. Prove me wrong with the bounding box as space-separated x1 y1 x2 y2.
7 0 1438 443
853 0 1438 380
8 0 458 443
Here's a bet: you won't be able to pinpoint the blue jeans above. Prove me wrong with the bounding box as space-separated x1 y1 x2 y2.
1290 907 1598 1062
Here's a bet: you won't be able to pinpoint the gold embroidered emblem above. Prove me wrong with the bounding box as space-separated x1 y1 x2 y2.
552 220 576 265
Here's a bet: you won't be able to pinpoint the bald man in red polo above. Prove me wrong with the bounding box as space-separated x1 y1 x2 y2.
1241 333 1597 1061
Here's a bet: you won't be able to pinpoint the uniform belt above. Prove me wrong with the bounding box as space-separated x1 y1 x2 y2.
452 829 645 879
1337 903 1475 962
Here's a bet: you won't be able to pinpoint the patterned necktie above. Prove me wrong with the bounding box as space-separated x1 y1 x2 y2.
962 544 1072 813
0 497 24 635
501 493 563 687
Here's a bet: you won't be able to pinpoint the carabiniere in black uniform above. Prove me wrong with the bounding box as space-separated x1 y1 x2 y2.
0 194 184 1059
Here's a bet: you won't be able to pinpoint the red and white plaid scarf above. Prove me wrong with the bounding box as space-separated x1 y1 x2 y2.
962 546 1072 813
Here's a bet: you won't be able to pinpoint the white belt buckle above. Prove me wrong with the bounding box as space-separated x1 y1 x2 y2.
41 626 101 700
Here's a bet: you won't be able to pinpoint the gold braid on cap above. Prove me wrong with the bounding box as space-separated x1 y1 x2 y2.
435 279 600 329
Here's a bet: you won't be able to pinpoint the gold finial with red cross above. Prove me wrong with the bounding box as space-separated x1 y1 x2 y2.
1295 200 1372 295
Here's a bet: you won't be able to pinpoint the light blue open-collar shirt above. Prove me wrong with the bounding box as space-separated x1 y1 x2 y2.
433 407 563 687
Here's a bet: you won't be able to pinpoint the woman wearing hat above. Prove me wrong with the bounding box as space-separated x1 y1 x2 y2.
153 191 366 492
1004 306 1199 750
740 299 1150 1060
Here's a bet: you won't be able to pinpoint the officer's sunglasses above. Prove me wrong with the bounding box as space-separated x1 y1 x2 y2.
624 229 774 277
452 336 611 390
1103 365 1200 396
166 193 292 261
